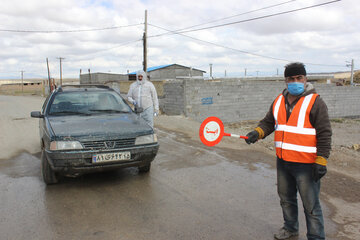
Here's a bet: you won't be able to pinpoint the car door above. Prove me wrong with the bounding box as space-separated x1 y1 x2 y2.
39 94 52 149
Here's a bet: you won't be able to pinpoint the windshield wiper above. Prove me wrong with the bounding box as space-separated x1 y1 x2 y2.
50 111 91 116
89 109 130 113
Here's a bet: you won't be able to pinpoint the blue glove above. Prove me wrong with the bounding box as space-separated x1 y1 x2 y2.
154 109 159 116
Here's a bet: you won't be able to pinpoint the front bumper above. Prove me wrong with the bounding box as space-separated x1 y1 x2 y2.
45 143 159 174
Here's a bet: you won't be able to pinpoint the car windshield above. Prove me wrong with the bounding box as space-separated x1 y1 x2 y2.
48 90 131 116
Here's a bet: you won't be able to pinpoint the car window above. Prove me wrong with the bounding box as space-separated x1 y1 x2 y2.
48 90 131 115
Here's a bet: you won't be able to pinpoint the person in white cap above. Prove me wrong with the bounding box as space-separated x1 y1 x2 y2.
127 70 159 128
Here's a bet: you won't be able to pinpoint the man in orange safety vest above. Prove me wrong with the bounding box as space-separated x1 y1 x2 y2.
245 62 332 240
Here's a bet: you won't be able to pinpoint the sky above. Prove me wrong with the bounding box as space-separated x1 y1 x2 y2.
0 0 359 79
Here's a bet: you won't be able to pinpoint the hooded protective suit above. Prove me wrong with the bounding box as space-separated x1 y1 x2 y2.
127 70 159 127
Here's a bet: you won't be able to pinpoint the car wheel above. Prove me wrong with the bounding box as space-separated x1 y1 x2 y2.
41 150 58 184
138 163 151 173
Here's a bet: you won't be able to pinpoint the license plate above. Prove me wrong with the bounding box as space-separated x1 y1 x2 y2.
92 152 131 163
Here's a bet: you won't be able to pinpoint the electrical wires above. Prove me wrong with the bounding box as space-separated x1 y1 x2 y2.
148 0 342 37
0 0 347 76
149 0 298 38
148 23 346 68
145 0 345 67
0 23 142 33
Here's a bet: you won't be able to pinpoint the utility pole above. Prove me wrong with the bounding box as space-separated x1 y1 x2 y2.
57 57 65 86
46 58 52 93
20 70 24 95
350 59 354 86
245 68 247 77
346 59 355 86
88 69 91 83
209 63 213 78
143 10 148 73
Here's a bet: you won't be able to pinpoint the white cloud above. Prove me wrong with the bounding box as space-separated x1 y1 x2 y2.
0 0 359 79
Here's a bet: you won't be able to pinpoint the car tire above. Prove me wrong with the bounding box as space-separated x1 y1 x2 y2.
138 163 151 173
41 150 58 185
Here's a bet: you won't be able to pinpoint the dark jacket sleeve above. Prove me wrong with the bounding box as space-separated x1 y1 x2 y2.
310 96 332 158
257 101 276 138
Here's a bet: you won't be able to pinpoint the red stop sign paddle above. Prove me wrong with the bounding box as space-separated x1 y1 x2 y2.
199 116 248 147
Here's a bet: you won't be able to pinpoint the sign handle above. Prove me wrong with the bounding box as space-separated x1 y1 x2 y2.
224 132 248 139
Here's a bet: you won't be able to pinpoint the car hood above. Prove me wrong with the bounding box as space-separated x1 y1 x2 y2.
48 113 153 140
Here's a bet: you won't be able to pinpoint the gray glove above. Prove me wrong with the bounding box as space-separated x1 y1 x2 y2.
245 130 259 144
313 164 327 182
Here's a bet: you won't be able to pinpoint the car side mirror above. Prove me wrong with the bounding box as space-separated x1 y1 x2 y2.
31 111 44 118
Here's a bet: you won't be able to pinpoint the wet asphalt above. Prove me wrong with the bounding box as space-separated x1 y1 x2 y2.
0 128 337 240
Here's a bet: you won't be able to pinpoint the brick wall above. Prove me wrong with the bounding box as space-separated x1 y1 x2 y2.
163 80 185 115
163 79 360 123
316 84 360 119
80 73 128 84
118 80 165 97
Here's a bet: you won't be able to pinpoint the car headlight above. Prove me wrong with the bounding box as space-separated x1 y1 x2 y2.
50 141 83 150
135 134 157 145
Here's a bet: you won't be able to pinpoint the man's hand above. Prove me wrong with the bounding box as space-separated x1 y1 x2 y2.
245 130 259 144
313 156 327 182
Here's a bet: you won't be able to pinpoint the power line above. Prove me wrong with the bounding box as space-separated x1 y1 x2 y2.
149 23 291 61
150 0 297 38
0 23 142 33
70 38 143 61
148 23 346 68
124 39 143 71
0 1 296 34
148 0 341 37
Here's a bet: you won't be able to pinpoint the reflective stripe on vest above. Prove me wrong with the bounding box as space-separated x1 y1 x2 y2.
273 93 318 163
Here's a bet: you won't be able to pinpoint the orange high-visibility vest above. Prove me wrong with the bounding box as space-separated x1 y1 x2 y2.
273 93 318 163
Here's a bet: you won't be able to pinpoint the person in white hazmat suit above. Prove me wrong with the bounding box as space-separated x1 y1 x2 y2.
127 70 159 128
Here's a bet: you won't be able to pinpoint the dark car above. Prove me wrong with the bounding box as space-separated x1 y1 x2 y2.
31 85 159 184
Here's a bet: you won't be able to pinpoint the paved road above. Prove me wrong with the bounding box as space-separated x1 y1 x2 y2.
0 95 337 240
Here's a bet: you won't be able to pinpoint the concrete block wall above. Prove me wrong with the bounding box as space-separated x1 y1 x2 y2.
315 84 360 118
80 73 128 84
163 80 185 115
163 79 360 123
184 79 283 122
117 80 165 97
